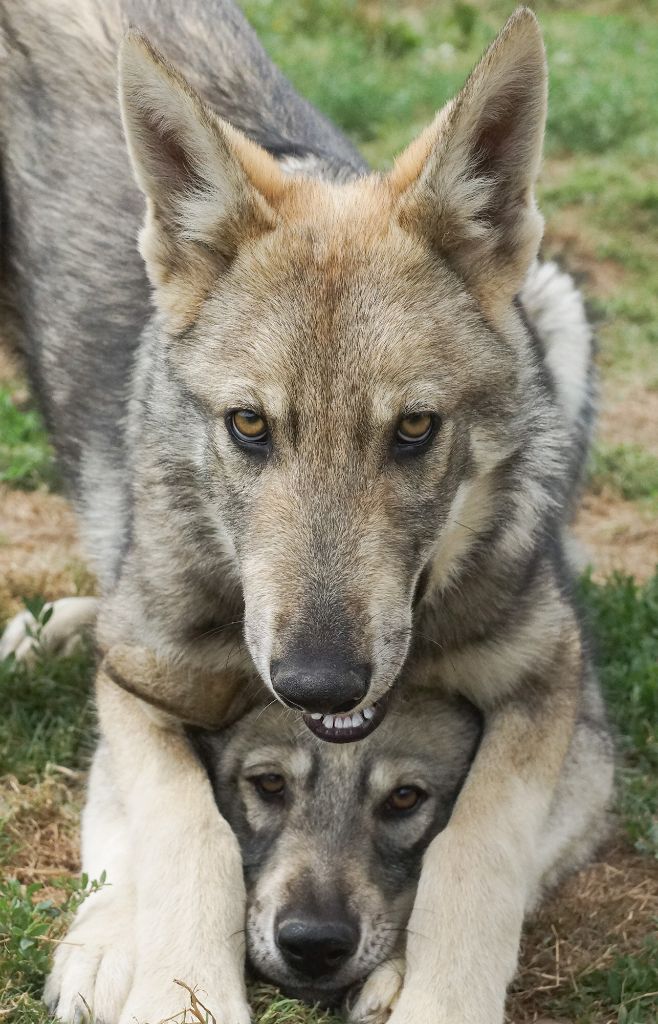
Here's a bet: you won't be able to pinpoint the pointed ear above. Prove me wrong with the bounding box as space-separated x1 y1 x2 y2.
118 31 286 329
391 8 547 318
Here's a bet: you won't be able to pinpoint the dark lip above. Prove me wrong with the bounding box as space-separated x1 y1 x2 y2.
276 979 348 1008
247 960 350 1008
302 693 390 744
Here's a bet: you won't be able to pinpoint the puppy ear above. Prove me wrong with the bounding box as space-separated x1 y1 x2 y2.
391 7 547 318
118 31 285 328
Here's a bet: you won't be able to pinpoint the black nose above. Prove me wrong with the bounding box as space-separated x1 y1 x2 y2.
276 918 359 979
270 655 370 715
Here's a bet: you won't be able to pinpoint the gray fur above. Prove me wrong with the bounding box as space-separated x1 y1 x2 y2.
0 6 614 1020
193 682 611 1006
194 691 482 1005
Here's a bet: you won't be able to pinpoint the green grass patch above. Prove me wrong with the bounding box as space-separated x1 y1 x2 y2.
250 985 340 1024
544 15 658 157
0 875 106 1024
0 625 96 782
589 444 658 505
540 149 658 374
548 937 658 1024
580 571 658 855
238 3 658 165
0 388 57 491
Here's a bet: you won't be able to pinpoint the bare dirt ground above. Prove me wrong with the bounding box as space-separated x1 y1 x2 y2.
0 487 93 622
0 346 92 620
574 489 658 582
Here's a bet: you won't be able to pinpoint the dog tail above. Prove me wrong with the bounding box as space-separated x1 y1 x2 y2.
520 260 596 437
520 260 596 529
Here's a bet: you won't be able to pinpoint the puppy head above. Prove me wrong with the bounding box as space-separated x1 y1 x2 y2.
195 692 481 1005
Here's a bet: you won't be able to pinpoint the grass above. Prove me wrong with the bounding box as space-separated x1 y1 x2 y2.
546 937 658 1024
1 875 106 1024
0 387 57 492
580 571 658 857
0 640 96 782
589 444 658 509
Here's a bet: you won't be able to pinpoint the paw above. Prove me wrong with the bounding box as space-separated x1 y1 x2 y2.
0 596 98 663
118 979 251 1024
348 959 404 1024
43 895 134 1023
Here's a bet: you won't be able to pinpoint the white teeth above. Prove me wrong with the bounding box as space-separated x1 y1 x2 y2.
351 712 363 728
335 716 347 729
311 713 322 720
363 707 375 720
323 714 334 729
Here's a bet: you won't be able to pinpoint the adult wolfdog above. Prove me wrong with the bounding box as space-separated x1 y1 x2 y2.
1 1 613 1022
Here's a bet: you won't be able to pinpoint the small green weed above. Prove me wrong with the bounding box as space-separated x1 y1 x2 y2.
548 936 658 1024
0 874 106 1024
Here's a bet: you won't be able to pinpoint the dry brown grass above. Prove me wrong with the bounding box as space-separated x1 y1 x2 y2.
511 839 658 1023
574 491 658 584
0 486 96 623
600 385 658 459
0 772 82 886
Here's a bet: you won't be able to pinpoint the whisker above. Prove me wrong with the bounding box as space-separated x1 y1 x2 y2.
254 698 281 722
190 618 245 644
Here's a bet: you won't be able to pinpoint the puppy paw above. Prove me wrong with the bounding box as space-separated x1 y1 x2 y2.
118 980 251 1024
0 596 98 663
43 895 134 1023
348 958 405 1024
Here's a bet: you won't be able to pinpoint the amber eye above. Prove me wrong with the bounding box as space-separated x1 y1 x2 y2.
395 412 436 448
383 785 427 815
228 409 269 446
251 773 286 800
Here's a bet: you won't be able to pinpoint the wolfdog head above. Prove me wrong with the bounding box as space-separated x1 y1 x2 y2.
119 10 548 734
194 690 481 1004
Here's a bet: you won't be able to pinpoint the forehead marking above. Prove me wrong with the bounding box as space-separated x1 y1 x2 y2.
242 745 313 780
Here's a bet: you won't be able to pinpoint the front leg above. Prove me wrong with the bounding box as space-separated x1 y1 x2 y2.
389 649 580 1024
95 666 251 1024
45 740 135 1023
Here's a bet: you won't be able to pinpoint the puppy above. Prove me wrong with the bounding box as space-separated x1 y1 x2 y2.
194 690 482 1012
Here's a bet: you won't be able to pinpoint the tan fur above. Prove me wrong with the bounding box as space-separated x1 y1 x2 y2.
101 643 256 727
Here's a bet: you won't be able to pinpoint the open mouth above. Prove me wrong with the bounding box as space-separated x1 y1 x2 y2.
303 696 389 743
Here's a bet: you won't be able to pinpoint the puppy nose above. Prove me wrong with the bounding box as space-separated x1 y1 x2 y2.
276 919 359 979
270 656 370 714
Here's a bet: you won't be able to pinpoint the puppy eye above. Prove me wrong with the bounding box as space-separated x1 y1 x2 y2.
251 773 286 800
395 412 437 449
383 785 427 815
227 409 270 447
